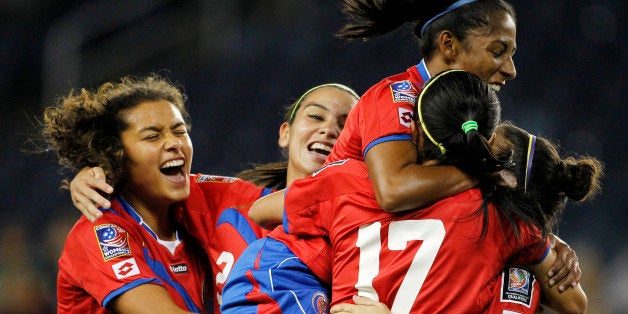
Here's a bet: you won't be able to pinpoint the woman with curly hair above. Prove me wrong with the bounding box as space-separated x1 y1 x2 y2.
44 74 209 313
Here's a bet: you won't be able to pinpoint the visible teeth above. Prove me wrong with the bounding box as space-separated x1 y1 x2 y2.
310 143 332 153
489 84 501 92
161 159 184 169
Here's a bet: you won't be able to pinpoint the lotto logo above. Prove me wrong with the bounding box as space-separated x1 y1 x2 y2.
170 263 188 274
398 107 413 128
112 258 140 279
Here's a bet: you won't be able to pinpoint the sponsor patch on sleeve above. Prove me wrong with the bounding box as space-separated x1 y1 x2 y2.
500 265 535 307
95 224 131 261
196 175 237 183
398 107 413 128
390 80 418 104
112 257 141 279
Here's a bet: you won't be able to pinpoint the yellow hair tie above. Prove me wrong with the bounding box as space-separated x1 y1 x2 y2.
417 69 466 154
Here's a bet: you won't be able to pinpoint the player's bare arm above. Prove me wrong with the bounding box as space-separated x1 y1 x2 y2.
248 189 285 229
365 140 477 212
112 284 196 314
548 234 582 291
530 246 587 313
330 295 391 314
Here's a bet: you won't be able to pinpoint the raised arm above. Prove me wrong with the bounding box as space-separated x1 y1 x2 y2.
365 140 477 212
530 247 587 313
248 189 285 229
69 167 114 222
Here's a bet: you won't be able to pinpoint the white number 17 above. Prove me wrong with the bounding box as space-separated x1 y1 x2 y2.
355 219 445 313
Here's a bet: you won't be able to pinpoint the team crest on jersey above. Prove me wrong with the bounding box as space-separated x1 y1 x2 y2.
112 257 140 279
390 80 418 103
398 107 413 128
95 224 131 261
196 175 237 183
311 291 329 314
500 266 534 307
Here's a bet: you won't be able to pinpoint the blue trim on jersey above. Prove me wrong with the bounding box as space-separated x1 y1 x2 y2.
216 208 260 245
532 244 552 265
282 187 290 234
282 209 290 234
415 59 431 89
142 247 202 312
101 278 158 308
100 206 122 216
261 187 274 197
363 134 413 159
115 196 180 242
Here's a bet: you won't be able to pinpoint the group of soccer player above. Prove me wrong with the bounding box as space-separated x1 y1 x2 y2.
44 0 604 313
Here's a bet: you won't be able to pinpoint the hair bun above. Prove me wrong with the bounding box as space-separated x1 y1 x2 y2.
558 157 604 201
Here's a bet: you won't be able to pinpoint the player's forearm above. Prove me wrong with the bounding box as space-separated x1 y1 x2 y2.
373 164 476 212
248 189 285 228
531 250 588 313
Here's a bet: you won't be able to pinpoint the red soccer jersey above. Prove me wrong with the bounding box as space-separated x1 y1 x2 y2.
326 61 430 162
57 197 207 313
284 159 550 313
178 174 272 312
267 225 333 284
486 265 542 313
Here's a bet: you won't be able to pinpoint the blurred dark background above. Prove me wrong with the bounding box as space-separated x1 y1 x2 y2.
1 0 625 312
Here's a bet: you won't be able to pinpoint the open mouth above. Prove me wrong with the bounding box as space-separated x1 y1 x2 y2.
160 159 185 176
309 143 332 156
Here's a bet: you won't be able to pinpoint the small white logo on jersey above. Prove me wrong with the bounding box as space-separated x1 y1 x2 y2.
112 257 140 279
398 107 413 128
170 263 188 274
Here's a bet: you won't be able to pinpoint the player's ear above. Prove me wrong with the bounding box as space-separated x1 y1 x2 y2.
278 122 290 148
437 30 460 62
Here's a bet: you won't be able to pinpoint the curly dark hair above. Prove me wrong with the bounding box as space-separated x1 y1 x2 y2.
42 74 188 192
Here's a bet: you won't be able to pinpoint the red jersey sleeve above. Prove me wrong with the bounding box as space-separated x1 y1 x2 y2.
327 68 421 162
58 217 163 309
509 223 551 266
283 159 373 237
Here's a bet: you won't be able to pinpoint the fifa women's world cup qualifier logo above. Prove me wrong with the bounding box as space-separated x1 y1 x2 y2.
500 265 535 307
94 224 131 261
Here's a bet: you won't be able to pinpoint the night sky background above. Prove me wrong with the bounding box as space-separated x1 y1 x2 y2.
1 1 625 312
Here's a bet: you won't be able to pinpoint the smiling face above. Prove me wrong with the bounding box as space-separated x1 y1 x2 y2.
452 12 517 91
279 86 358 185
119 99 193 212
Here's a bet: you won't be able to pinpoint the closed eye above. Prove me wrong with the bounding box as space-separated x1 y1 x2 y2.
308 114 324 121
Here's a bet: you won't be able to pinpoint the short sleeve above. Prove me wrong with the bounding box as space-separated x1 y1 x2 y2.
59 219 161 307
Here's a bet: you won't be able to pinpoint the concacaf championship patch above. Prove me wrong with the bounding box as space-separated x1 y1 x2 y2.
94 224 131 261
196 175 237 183
311 291 329 314
390 80 418 104
500 265 535 307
